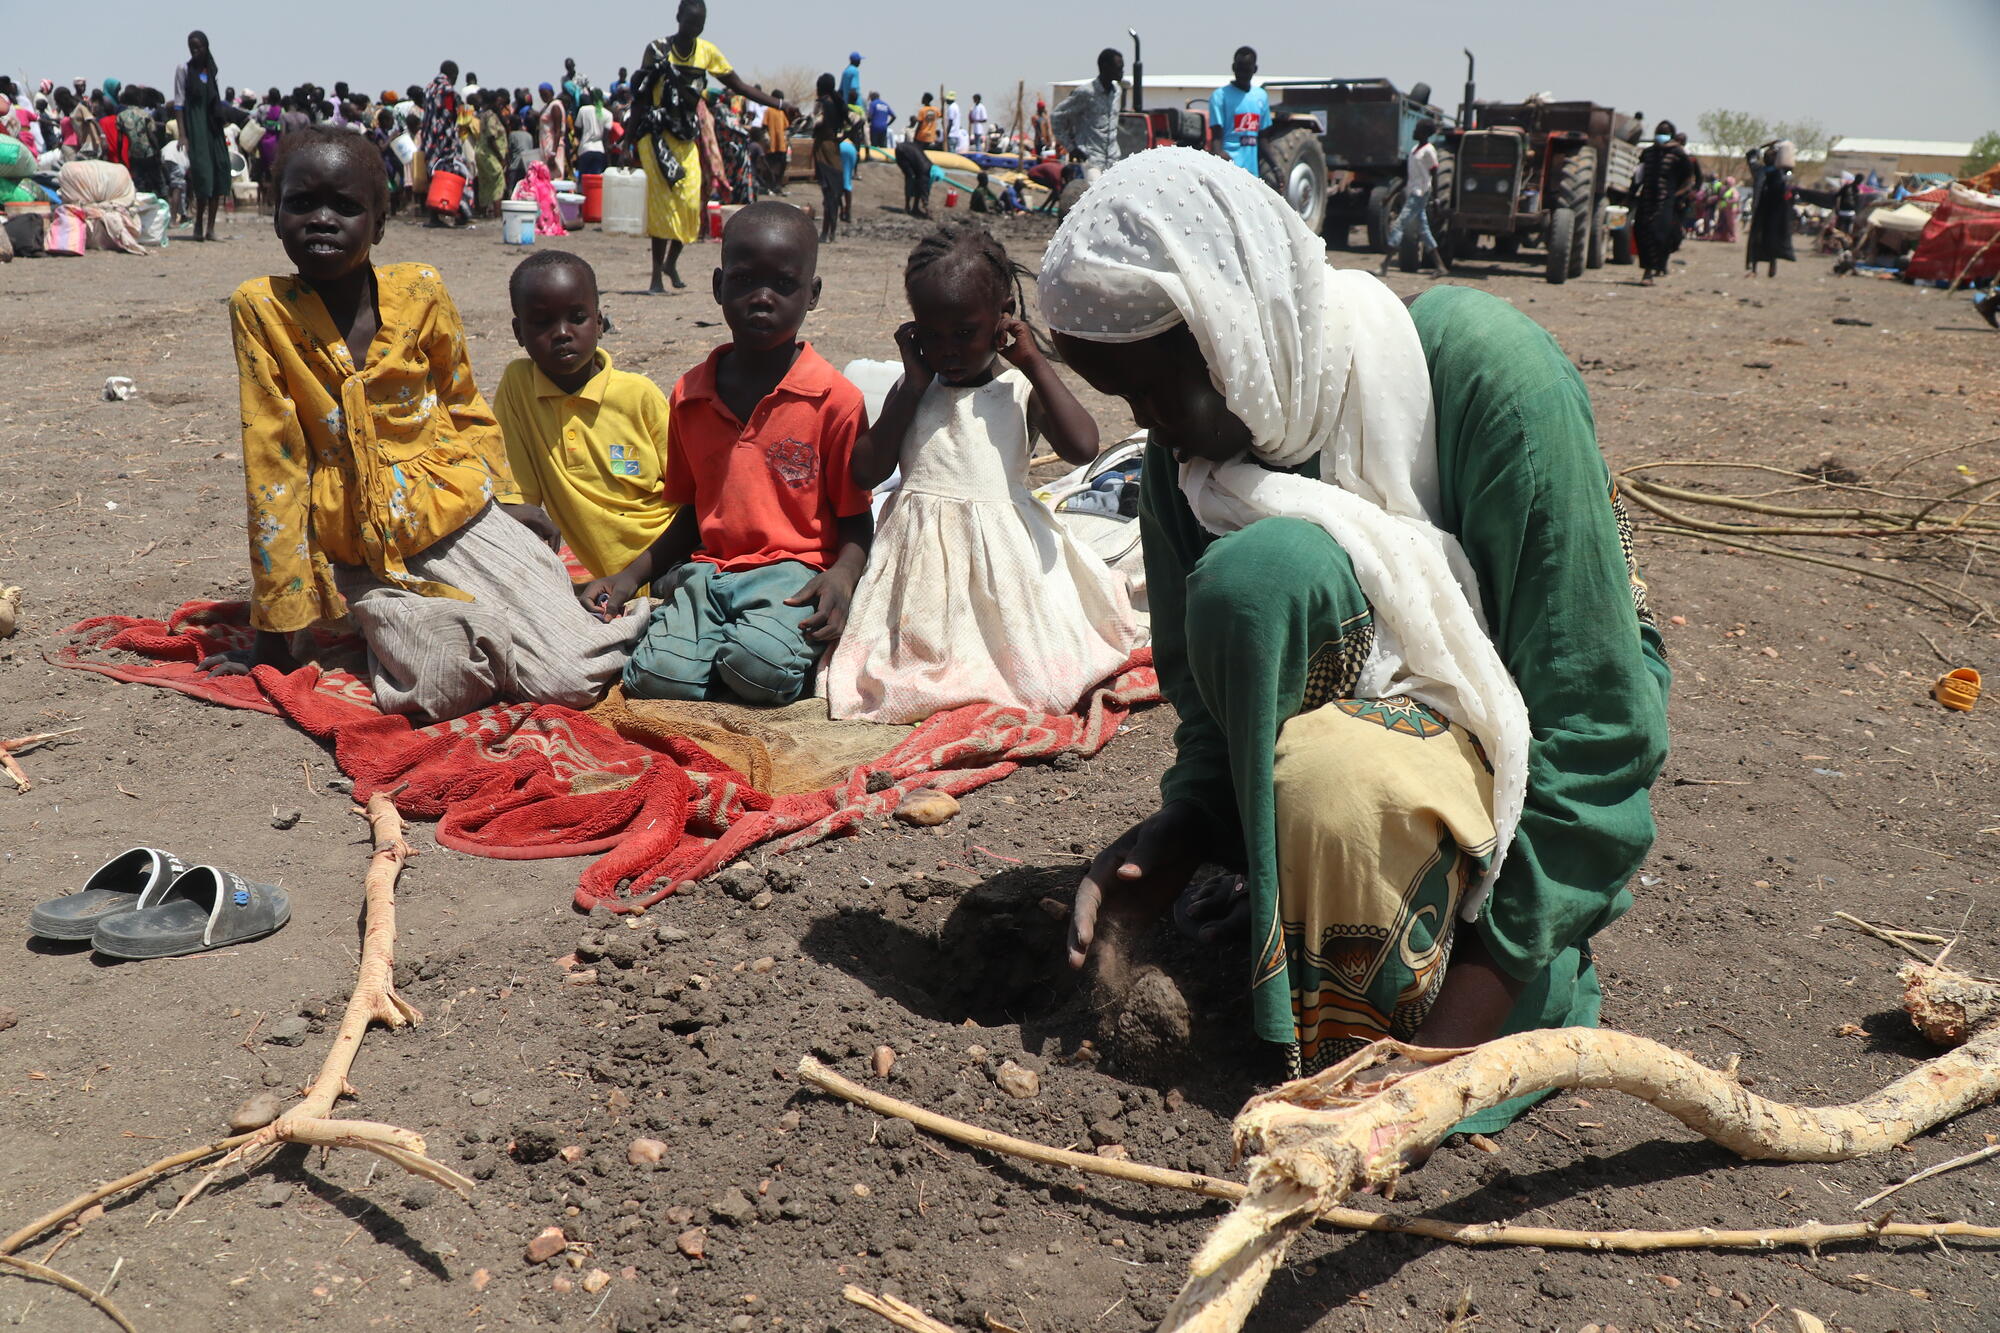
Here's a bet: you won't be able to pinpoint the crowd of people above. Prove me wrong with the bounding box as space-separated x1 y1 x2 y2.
5 6 1077 269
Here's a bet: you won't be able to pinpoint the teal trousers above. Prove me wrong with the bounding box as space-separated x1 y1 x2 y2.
622 560 824 705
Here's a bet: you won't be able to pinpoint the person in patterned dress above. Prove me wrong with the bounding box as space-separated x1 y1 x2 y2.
1045 151 1669 1132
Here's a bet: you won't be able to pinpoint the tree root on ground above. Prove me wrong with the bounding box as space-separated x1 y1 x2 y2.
1159 963 2000 1333
0 793 470 1271
797 1057 2000 1254
0 1253 136 1332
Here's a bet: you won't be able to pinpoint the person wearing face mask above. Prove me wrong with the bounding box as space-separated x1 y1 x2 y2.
1631 119 1693 285
1041 149 1669 1122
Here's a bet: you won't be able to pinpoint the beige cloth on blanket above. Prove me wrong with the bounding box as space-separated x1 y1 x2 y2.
592 690 912 795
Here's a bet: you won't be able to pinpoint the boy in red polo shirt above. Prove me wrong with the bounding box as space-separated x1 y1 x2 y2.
582 203 873 705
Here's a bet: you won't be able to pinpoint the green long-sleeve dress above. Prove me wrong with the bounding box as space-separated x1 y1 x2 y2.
1142 284 1670 1123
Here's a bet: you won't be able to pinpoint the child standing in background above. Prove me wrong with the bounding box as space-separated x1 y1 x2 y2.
583 203 874 706
494 251 679 581
827 225 1142 724
811 73 850 244
201 128 642 719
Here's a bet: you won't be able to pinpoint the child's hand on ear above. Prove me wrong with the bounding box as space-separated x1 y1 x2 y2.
894 321 931 383
995 314 1041 370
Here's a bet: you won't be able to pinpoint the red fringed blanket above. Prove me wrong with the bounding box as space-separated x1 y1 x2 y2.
52 601 1158 911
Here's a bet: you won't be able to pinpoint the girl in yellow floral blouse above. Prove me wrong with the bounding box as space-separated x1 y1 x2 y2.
202 127 644 719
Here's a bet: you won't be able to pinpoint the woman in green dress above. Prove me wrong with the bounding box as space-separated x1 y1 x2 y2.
173 30 231 242
1042 150 1670 1128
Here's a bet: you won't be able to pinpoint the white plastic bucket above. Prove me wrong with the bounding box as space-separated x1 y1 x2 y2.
556 192 584 228
501 199 537 245
389 132 416 165
600 167 645 236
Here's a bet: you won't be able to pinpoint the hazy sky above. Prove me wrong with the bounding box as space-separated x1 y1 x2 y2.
12 0 1995 143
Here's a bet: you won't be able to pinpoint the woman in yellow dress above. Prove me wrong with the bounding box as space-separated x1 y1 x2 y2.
631 0 793 292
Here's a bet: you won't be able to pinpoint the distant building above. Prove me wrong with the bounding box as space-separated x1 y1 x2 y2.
1688 136 1973 184
1822 138 1974 180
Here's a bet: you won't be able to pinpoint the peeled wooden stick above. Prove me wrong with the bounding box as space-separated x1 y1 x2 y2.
0 794 469 1253
842 1285 959 1333
795 1057 2000 1254
172 794 467 1212
0 1253 136 1332
1160 963 2000 1333
799 1057 1236 1199
0 727 81 794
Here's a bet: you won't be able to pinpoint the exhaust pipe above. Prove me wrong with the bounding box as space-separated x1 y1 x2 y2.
1461 49 1476 130
1127 28 1143 114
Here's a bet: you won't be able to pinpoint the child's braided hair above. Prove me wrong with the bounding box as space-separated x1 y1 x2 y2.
903 222 1054 357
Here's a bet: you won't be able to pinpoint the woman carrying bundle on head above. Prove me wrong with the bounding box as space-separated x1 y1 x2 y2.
1046 150 1668 1126
628 0 792 291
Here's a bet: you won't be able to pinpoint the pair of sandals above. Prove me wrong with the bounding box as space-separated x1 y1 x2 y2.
28 848 291 959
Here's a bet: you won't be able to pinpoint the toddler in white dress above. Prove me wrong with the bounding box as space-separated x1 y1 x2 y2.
826 224 1143 723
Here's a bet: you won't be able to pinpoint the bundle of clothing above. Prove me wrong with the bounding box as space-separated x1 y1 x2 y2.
56 160 146 254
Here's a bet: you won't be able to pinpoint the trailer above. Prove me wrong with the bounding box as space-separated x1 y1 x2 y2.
1255 77 1450 249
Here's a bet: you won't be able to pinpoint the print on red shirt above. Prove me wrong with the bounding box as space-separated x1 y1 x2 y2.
765 438 819 490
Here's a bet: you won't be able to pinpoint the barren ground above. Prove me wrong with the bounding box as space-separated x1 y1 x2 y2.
2 170 1998 1333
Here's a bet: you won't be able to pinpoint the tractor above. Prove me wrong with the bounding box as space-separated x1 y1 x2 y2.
1254 77 1450 250
1437 72 1641 283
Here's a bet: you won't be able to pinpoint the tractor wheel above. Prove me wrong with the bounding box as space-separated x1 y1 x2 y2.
1259 124 1328 237
1556 148 1594 280
1545 205 1576 284
1587 198 1610 269
1367 184 1400 253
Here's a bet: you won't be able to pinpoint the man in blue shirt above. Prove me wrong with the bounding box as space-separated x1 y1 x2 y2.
866 90 894 149
1208 46 1271 175
838 54 863 109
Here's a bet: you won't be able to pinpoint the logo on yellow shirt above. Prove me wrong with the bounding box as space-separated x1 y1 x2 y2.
607 444 643 477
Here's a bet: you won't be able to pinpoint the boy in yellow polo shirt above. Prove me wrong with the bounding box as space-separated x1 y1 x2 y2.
496 252 677 578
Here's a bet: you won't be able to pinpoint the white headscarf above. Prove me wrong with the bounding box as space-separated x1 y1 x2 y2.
1038 148 1530 918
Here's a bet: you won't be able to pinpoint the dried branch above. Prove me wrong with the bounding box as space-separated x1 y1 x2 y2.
795 1058 2000 1254
0 793 468 1256
1856 1142 2000 1211
0 1253 136 1332
843 1285 960 1333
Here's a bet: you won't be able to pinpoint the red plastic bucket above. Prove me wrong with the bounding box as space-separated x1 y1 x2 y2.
580 173 604 224
425 168 466 214
944 187 960 208
707 199 723 238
